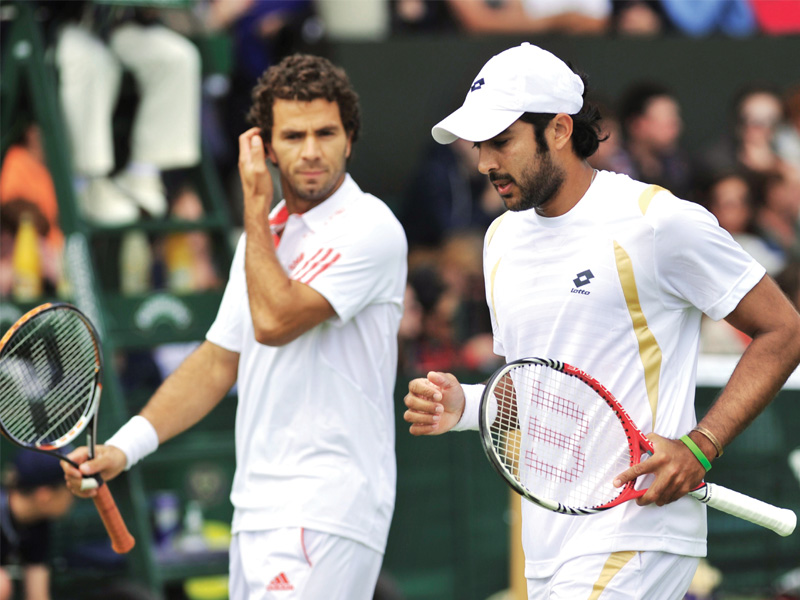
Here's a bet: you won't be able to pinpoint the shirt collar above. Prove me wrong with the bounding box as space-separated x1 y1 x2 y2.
268 173 358 236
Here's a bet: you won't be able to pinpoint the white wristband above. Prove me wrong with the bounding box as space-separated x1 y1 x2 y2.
451 383 485 431
105 415 159 471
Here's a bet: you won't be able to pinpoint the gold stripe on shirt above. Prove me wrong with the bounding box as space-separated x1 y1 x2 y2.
614 241 662 426
486 212 508 247
638 184 666 215
587 551 638 600
486 213 508 328
489 257 502 327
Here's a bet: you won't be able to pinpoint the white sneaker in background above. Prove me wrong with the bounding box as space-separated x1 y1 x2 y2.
114 171 168 218
79 177 140 225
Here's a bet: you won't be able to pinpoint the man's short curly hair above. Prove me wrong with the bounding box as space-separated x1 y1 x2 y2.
247 54 361 145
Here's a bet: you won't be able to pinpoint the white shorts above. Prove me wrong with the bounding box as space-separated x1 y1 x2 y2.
526 551 699 600
229 528 383 600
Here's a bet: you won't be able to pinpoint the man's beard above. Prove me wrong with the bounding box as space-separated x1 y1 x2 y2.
512 148 566 213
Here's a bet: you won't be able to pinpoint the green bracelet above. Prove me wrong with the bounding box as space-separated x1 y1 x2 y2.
680 435 712 471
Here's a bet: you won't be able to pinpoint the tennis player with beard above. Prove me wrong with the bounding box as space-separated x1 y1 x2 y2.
403 43 800 599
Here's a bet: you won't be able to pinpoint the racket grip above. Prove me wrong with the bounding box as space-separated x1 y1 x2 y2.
92 483 136 553
690 483 797 537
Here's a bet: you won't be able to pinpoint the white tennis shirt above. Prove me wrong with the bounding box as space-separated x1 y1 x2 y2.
206 174 407 553
481 170 765 577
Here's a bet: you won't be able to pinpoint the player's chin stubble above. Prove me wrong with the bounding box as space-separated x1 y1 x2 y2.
512 150 566 213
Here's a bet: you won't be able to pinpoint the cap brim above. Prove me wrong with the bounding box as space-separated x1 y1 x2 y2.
431 105 523 144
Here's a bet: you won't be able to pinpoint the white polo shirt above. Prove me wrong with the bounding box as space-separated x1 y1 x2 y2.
207 174 407 553
481 171 764 577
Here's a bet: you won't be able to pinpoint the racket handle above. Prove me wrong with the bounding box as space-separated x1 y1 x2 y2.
92 483 136 553
690 483 797 537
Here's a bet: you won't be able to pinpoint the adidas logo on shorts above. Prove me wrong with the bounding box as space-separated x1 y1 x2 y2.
267 572 294 591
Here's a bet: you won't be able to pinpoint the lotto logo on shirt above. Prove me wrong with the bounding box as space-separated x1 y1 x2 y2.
571 270 594 295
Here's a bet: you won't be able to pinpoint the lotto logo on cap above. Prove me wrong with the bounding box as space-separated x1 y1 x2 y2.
432 43 584 144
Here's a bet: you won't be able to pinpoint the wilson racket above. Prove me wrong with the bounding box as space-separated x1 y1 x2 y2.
479 357 796 537
0 302 135 553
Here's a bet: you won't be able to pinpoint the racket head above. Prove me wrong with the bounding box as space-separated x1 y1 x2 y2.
0 302 103 453
479 358 648 515
0 303 135 554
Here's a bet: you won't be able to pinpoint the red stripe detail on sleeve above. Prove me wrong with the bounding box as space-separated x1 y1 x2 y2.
295 248 332 280
293 248 325 279
301 252 341 284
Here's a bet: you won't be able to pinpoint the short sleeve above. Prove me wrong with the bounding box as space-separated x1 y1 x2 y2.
302 212 407 325
206 234 246 352
652 197 765 321
484 215 506 357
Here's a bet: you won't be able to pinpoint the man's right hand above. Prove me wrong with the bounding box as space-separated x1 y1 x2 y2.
62 445 127 498
403 371 465 436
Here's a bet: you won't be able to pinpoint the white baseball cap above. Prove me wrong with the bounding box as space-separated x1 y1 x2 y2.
431 43 584 145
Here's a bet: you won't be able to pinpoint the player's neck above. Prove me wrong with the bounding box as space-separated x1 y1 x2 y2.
538 161 597 218
282 173 347 216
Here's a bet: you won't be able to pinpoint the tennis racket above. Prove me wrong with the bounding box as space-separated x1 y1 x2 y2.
479 357 797 537
0 302 135 553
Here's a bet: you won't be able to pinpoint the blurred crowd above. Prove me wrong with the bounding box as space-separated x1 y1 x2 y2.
1 0 799 384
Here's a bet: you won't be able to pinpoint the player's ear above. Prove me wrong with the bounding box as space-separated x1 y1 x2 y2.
551 114 574 151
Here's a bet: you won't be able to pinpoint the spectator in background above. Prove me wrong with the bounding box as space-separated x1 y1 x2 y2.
439 233 500 374
617 82 693 199
397 279 425 375
400 138 503 248
400 236 500 377
391 0 458 33
776 85 800 172
733 86 800 183
0 121 63 252
0 200 62 299
1 452 75 600
438 234 493 335
52 1 201 225
756 173 800 264
446 0 610 35
161 185 224 294
204 0 314 92
699 85 800 190
659 0 756 37
702 170 785 275
0 120 65 297
611 0 669 35
404 263 462 375
198 0 318 224
698 85 800 265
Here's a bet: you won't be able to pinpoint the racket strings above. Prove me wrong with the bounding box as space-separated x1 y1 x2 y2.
524 375 589 483
490 364 631 509
493 376 521 476
0 311 97 447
